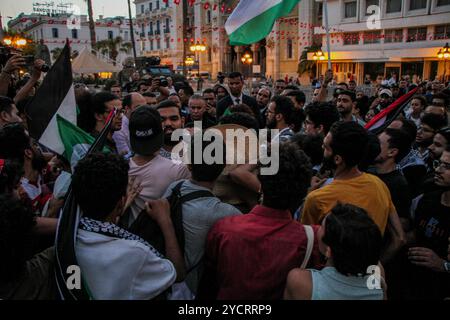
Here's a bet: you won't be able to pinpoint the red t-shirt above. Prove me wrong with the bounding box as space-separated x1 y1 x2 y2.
204 205 322 300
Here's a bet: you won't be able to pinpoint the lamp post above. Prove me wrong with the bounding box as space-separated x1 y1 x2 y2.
241 49 253 78
312 49 325 80
437 43 450 82
190 41 206 91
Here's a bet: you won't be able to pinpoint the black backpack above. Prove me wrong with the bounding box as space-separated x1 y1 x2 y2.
125 181 214 255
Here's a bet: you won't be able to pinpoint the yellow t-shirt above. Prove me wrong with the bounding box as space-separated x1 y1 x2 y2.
301 173 395 233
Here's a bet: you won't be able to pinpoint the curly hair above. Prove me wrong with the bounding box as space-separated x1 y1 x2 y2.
304 102 340 135
0 195 36 282
0 123 30 162
259 142 312 210
219 112 259 130
329 121 369 168
322 203 382 276
0 159 23 194
72 153 129 220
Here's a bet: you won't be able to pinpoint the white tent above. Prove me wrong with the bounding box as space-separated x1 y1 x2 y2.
71 48 121 74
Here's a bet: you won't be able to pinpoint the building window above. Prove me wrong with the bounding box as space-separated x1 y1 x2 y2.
141 24 145 35
156 0 160 10
156 20 160 33
72 29 78 39
150 22 153 34
208 47 212 62
150 39 154 51
407 27 427 41
344 1 357 18
157 38 161 49
166 0 169 7
165 18 170 31
409 0 427 10
364 30 382 44
365 0 379 15
437 0 450 5
52 28 59 38
435 24 450 39
287 39 293 59
207 10 211 24
41 29 44 39
141 4 144 13
150 2 153 11
108 31 114 40
343 32 359 45
384 29 403 43
165 38 170 49
386 0 402 12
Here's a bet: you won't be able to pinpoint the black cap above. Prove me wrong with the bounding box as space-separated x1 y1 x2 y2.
129 106 163 156
334 88 356 101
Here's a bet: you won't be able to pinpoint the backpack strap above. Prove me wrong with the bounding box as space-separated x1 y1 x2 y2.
300 225 314 269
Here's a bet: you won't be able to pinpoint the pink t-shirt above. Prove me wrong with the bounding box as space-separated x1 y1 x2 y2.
129 155 191 224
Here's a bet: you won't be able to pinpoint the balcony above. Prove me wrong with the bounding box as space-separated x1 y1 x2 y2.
148 31 154 36
155 29 161 35
164 28 170 34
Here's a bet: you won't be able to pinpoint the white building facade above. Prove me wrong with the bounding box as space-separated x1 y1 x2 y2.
134 0 185 68
312 0 450 83
8 13 139 66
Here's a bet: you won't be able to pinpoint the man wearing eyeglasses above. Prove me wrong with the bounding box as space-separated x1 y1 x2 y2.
406 146 450 300
91 92 124 154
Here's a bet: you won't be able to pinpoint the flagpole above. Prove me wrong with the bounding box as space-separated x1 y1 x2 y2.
323 0 332 70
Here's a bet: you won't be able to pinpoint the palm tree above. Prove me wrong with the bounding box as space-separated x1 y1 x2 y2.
85 0 96 49
94 36 132 65
297 44 322 77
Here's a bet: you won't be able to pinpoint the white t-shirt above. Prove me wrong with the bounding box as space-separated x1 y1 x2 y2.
128 155 191 225
76 229 176 300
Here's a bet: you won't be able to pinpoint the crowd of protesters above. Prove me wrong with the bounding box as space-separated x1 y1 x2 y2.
0 51 449 300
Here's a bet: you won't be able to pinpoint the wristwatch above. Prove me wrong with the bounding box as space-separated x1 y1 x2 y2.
444 260 450 272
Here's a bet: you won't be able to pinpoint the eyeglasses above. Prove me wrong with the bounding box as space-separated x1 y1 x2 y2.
433 160 450 171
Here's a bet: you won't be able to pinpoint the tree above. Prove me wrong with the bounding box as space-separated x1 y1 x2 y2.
297 44 322 77
85 0 97 49
93 37 132 65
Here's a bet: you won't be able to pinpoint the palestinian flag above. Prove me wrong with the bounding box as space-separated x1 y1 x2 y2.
55 108 117 301
225 0 300 45
25 42 77 155
56 115 111 168
365 87 419 134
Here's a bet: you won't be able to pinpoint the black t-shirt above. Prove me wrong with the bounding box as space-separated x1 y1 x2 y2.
414 190 450 258
377 170 411 219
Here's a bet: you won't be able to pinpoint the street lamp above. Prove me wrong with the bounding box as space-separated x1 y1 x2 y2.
190 41 207 91
437 43 450 82
312 49 325 79
3 36 27 48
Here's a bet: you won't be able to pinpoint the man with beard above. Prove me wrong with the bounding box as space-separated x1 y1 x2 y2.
256 87 271 127
178 86 194 118
335 89 366 126
113 92 146 156
91 92 124 154
374 128 412 220
366 89 393 121
405 146 450 300
216 72 260 124
202 88 217 118
157 100 185 160
266 95 295 143
0 124 51 215
415 113 447 164
302 122 405 262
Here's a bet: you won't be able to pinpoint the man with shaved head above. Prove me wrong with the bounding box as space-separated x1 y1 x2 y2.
113 92 147 155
